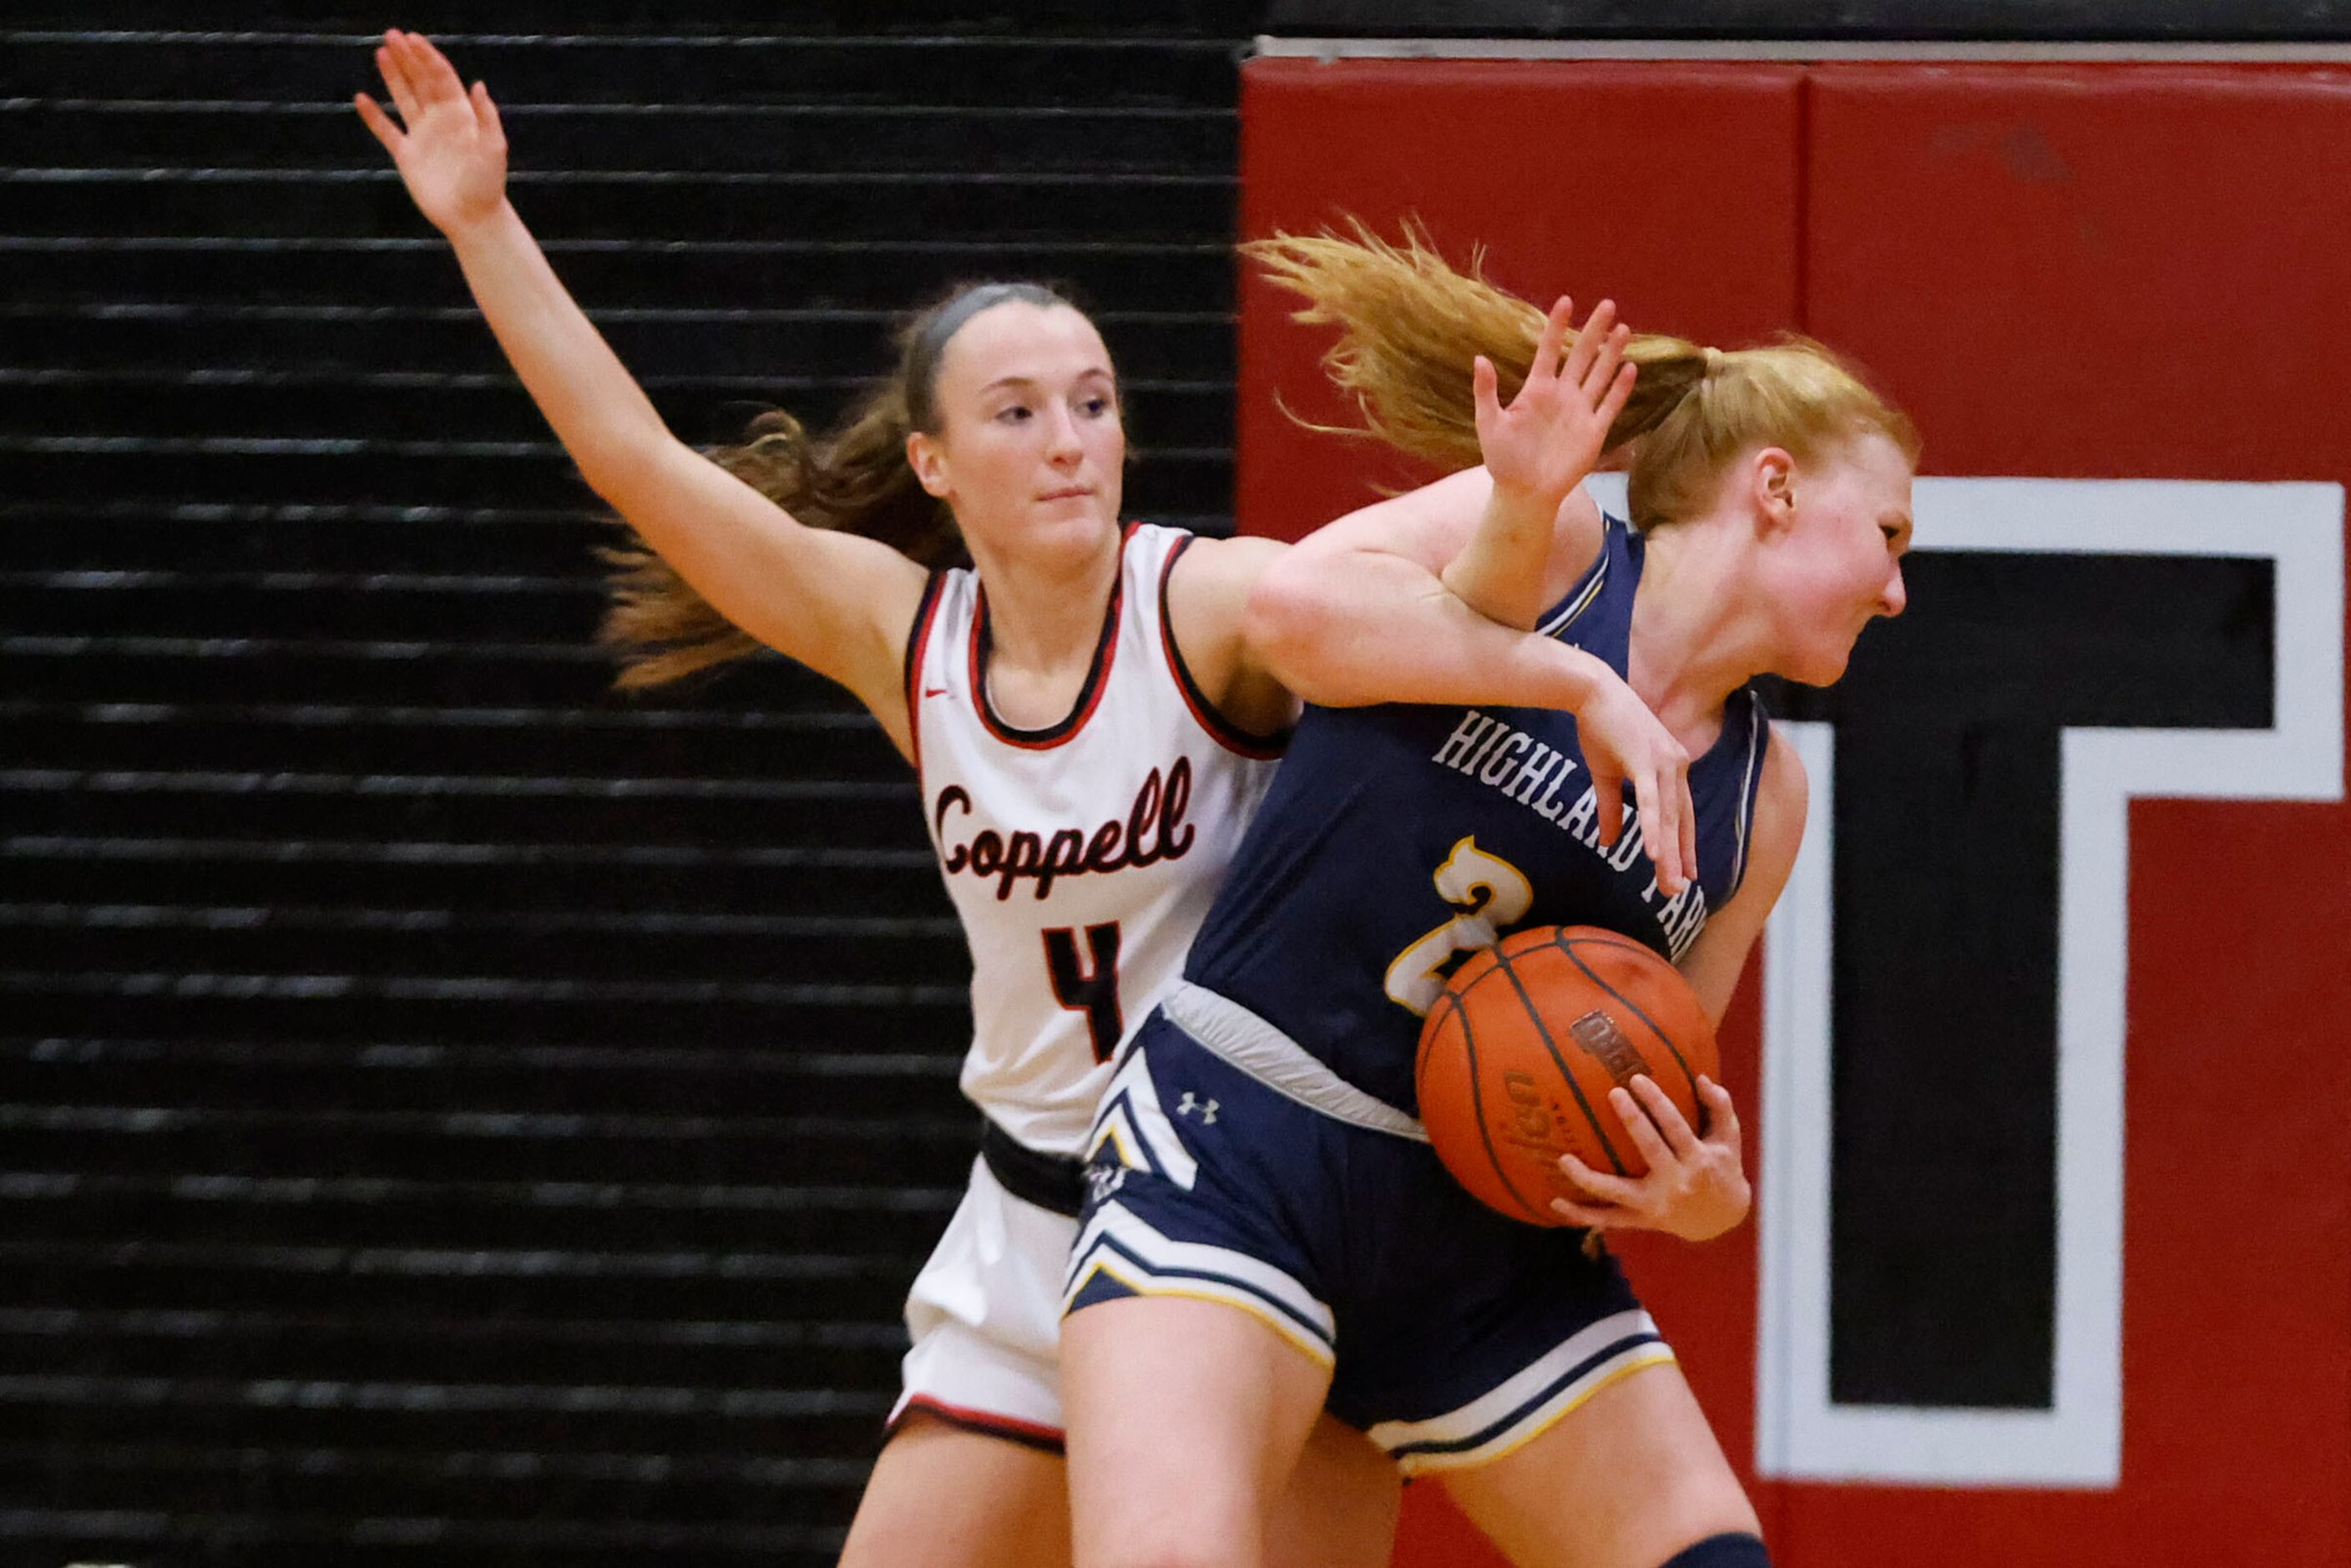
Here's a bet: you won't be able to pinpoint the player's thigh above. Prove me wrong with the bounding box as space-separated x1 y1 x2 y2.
1061 1293 1332 1568
1438 1360 1757 1568
1267 1412 1401 1568
838 1413 1071 1568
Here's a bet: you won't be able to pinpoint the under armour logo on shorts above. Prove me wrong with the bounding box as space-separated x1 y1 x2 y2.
1176 1091 1219 1125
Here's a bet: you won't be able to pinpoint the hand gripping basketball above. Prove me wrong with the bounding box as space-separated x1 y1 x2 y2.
1416 924 1747 1241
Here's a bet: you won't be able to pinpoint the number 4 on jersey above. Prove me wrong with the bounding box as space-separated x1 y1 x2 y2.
1044 922 1124 1062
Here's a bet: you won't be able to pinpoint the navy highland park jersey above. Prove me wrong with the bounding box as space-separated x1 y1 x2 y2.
1181 516 1772 1115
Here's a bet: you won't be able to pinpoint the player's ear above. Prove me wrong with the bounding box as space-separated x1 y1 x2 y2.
907 430 951 499
1750 448 1797 537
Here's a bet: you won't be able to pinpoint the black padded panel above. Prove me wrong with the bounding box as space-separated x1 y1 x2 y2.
0 10 1248 1564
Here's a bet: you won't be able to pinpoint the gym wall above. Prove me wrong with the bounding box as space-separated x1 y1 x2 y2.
1239 44 2351 1568
0 9 1246 1564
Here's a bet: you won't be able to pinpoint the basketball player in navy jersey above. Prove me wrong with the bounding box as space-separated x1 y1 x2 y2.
1059 240 1918 1568
358 37 1701 1567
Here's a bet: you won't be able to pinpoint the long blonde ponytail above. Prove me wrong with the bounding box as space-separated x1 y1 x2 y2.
1242 221 1916 530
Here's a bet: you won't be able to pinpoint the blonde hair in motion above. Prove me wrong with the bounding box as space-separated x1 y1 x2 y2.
1241 220 1919 529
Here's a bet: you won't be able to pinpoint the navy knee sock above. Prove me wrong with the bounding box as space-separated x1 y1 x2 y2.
1659 1532 1771 1568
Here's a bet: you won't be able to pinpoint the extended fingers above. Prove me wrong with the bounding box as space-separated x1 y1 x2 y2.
1557 1153 1636 1206
1592 341 1637 430
378 32 434 119
471 80 505 149
403 29 470 104
1624 1075 1703 1161
1698 1075 1742 1150
1473 354 1501 422
1580 317 1628 397
1563 299 1615 392
1605 1087 1674 1176
1527 296 1575 387
387 30 453 111
375 37 422 125
1630 768 1661 870
1676 766 1698 900
1638 764 1686 898
1550 1194 1622 1229
1591 768 1626 848
353 92 402 154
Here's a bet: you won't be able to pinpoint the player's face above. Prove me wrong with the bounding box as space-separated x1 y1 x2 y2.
1775 431 1914 685
915 301 1125 557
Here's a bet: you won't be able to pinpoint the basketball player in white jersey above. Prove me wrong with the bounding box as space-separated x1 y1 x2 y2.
359 30 1692 1565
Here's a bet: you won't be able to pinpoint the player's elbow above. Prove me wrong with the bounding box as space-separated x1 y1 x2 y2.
574 430 690 519
1241 551 1352 704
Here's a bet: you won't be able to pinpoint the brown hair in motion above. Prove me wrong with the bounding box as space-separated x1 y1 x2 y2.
1241 220 1917 532
599 281 1081 689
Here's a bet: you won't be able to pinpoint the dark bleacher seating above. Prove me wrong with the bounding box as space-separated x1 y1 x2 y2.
1 9 1251 1563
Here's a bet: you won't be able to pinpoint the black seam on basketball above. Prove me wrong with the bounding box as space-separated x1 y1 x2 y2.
1450 953 1518 1003
1559 930 1671 978
1492 942 1629 1178
1454 995 1557 1225
1550 929 1702 1105
1560 928 1655 957
1552 929 1701 1098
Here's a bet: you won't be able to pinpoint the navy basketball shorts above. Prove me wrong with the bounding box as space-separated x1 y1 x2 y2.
1063 984 1674 1475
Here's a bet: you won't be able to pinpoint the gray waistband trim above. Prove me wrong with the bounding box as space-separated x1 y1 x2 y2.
1162 981 1428 1143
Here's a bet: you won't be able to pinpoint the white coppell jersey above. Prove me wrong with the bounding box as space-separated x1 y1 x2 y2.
905 523 1283 1157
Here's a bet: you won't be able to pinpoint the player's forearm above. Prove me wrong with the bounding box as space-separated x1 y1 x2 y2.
1246 546 1611 713
440 200 676 502
1438 477 1560 632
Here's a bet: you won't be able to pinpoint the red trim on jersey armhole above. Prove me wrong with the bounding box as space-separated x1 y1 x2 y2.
890 1394 1067 1454
902 569 950 777
965 524 1132 751
1156 533 1289 761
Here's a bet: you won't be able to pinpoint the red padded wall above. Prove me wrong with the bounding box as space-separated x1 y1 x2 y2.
1238 59 1804 544
1790 63 2351 1568
1241 52 2351 1568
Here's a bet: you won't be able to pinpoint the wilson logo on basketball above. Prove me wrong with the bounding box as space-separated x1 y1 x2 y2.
1499 1070 1565 1156
1418 926 1720 1222
933 757 1197 902
1567 1009 1646 1085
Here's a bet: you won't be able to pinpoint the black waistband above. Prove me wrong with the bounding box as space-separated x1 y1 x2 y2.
979 1119 1087 1218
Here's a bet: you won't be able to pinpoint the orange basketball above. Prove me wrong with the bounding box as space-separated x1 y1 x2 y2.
1415 924 1719 1227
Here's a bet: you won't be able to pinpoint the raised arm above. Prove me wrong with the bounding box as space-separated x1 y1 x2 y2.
356 31 927 752
1240 294 1634 713
1167 302 1696 895
1441 296 1631 630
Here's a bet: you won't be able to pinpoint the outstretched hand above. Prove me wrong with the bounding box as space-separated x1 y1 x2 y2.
355 29 509 236
1472 296 1637 509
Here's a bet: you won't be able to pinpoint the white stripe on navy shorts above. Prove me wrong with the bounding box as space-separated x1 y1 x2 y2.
1066 999 1675 1474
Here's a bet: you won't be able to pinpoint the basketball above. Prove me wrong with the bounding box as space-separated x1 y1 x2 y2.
1415 925 1721 1227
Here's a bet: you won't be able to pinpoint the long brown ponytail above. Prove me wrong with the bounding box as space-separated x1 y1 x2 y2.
1242 221 1916 531
599 281 1079 689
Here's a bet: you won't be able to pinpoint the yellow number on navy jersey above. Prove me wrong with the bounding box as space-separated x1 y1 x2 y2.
1382 836 1534 1016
